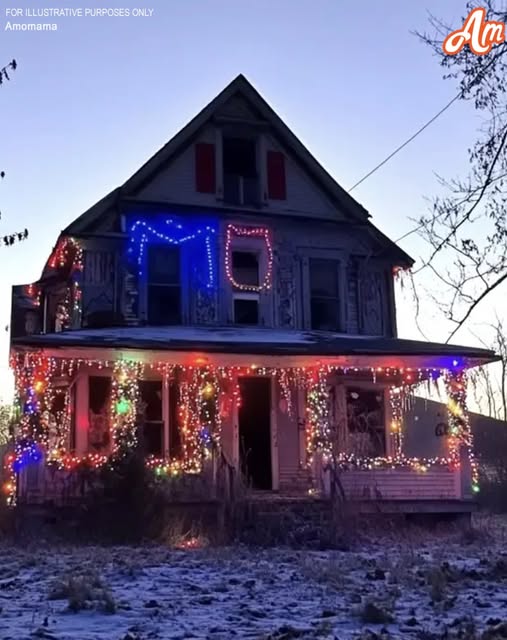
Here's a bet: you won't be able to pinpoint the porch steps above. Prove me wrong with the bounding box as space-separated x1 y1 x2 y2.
238 494 336 547
278 466 312 494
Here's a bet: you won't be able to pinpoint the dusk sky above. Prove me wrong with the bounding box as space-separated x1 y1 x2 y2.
0 0 494 401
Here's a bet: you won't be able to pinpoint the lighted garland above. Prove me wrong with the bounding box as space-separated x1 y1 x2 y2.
48 237 84 330
6 353 480 503
128 218 217 288
111 360 142 453
305 368 332 464
445 370 479 493
389 386 405 457
225 224 273 292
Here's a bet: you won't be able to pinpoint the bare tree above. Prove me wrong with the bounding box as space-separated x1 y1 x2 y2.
1 58 28 248
414 1 507 342
469 317 507 420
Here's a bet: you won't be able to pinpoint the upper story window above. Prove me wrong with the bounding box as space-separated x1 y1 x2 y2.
309 258 341 331
225 225 274 327
232 251 259 287
231 252 260 325
147 245 181 325
223 136 259 206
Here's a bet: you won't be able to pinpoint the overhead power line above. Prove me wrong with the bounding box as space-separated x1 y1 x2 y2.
348 93 461 193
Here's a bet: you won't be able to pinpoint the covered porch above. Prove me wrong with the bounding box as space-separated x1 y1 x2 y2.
6 326 497 508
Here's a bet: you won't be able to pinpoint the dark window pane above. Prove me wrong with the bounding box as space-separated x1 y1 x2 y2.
234 298 259 325
139 381 162 422
89 376 111 414
311 299 339 331
346 387 385 456
143 423 163 457
169 381 181 459
310 259 339 297
309 258 340 330
148 286 181 325
148 245 180 285
232 251 259 286
88 376 111 453
223 137 256 177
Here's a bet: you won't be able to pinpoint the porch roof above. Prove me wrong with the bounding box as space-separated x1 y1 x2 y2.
12 326 498 369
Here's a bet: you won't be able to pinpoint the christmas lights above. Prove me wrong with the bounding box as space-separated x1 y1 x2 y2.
128 218 217 288
225 224 273 292
445 369 480 493
6 351 480 504
111 360 142 453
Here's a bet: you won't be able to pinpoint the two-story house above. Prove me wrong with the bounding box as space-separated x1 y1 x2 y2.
8 75 497 510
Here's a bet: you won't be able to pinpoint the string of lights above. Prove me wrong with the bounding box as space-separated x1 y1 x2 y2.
225 224 273 292
4 352 479 503
128 218 217 288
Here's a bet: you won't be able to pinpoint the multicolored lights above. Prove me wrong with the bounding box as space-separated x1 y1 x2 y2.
225 224 273 292
5 352 480 504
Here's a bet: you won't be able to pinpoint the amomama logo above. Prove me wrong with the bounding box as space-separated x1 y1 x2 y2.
443 7 505 55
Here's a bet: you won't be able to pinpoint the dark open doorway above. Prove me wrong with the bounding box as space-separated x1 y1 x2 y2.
238 377 272 490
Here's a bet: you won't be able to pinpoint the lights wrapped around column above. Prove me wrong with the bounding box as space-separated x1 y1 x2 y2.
389 386 404 458
445 369 479 493
111 360 142 454
305 367 332 464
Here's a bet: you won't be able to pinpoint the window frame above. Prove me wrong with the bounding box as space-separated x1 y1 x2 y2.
232 291 260 325
143 243 183 326
231 249 260 288
343 383 390 458
301 251 347 332
225 228 273 326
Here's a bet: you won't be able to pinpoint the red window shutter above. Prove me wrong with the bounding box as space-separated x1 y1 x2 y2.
195 143 216 193
267 150 286 200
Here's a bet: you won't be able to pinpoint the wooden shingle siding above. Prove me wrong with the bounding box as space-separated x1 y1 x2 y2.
339 468 459 500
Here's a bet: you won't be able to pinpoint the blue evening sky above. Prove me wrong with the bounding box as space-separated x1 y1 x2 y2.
0 0 493 400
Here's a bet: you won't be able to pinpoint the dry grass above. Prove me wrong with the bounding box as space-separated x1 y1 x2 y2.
48 569 116 613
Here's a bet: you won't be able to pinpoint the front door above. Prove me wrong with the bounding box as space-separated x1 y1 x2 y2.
238 377 272 490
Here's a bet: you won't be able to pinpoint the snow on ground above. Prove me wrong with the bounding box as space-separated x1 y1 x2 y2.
2 517 507 640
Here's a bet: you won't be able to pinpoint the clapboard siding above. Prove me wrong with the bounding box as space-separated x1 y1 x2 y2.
339 469 459 500
264 138 342 219
137 126 216 205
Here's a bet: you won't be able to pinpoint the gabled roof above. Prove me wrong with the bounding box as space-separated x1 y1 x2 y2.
63 74 414 265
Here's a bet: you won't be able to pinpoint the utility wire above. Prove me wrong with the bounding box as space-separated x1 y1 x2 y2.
348 93 461 192
348 46 507 193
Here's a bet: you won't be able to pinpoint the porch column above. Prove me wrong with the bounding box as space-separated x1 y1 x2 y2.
388 385 405 459
111 360 142 453
445 369 479 495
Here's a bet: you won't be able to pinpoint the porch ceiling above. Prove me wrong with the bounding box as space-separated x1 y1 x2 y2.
12 326 498 370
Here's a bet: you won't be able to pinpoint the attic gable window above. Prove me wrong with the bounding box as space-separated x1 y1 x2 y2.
223 136 259 206
147 244 181 325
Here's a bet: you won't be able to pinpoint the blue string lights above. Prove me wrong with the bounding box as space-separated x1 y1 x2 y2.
127 218 217 288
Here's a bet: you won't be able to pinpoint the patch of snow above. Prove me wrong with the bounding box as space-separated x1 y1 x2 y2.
2 518 507 639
